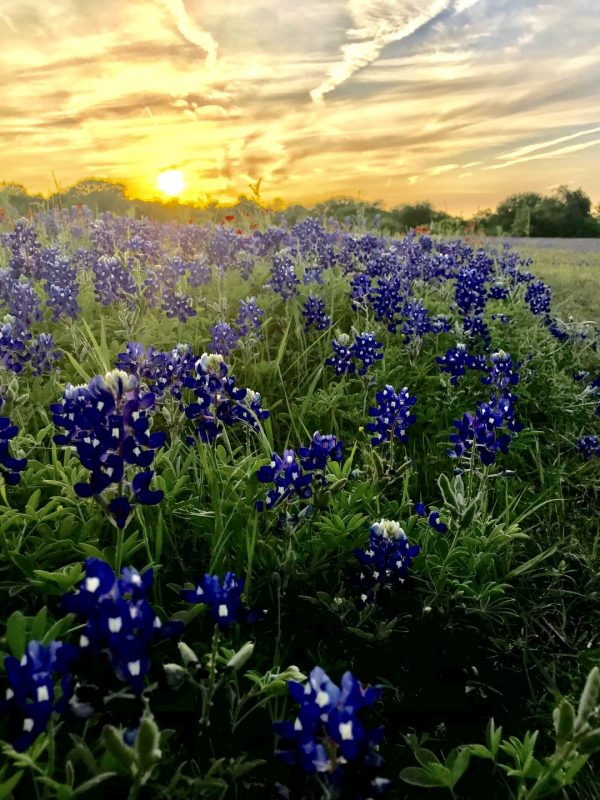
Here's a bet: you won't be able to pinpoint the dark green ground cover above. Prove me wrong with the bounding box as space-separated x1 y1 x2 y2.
0 212 599 798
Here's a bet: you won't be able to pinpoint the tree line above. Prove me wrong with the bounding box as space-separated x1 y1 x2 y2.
1 179 599 237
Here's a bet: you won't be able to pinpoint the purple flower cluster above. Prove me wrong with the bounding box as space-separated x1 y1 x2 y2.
0 415 27 485
274 666 387 792
51 370 166 528
62 558 181 692
326 332 383 376
354 519 420 606
183 353 269 443
181 572 262 628
449 392 522 466
415 503 448 533
256 432 342 511
436 343 487 385
209 321 240 356
525 280 552 316
576 435 600 459
269 252 300 300
1 640 79 751
366 385 417 446
92 255 137 307
302 295 331 332
482 349 520 391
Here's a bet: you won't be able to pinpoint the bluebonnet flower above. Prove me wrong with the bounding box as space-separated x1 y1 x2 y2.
326 334 355 375
400 298 432 344
429 314 452 334
46 281 81 321
350 332 383 376
274 666 386 787
181 572 262 628
257 432 341 511
349 273 372 310
62 558 181 693
482 349 519 391
117 341 196 400
29 333 61 376
369 275 405 332
183 353 269 443
525 280 552 316
436 343 487 385
0 415 27 485
354 519 420 605
0 316 30 373
235 296 264 336
298 431 343 471
51 370 165 528
188 257 212 287
2 217 42 279
463 313 491 350
488 282 510 300
209 321 240 356
269 252 300 300
93 255 137 307
256 449 313 511
414 503 448 533
576 435 600 460
366 385 416 446
448 393 522 466
455 267 488 317
161 289 197 323
302 295 331 332
1 640 79 751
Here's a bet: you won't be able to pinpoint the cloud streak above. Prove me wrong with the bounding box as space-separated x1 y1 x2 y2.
310 0 454 103
160 0 218 66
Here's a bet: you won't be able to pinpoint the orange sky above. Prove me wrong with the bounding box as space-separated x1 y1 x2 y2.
1 1 599 214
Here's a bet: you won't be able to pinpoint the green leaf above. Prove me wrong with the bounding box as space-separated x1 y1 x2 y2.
400 767 447 788
135 716 161 776
553 698 575 746
575 667 600 732
577 729 600 754
414 747 441 769
73 773 117 796
506 544 558 579
6 611 27 659
101 726 136 769
30 607 48 641
0 771 24 799
467 744 494 760
446 748 471 782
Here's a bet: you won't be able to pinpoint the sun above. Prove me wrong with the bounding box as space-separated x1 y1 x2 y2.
157 169 185 197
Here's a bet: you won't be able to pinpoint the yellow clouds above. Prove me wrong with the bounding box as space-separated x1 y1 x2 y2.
0 0 599 213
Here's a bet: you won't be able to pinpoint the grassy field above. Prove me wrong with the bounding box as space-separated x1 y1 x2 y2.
489 238 600 320
0 216 599 799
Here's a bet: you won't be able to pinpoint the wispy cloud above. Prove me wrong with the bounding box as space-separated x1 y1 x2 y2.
310 0 454 104
496 125 600 162
160 0 218 67
487 137 600 170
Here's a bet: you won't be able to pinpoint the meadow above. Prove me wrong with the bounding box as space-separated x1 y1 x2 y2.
0 207 599 799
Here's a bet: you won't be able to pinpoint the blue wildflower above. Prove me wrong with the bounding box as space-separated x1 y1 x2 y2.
0 415 27 485
366 385 416 446
181 572 262 628
274 666 386 785
354 519 420 605
576 435 600 460
62 558 181 693
1 640 79 751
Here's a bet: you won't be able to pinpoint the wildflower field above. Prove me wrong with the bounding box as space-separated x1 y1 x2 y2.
0 208 599 800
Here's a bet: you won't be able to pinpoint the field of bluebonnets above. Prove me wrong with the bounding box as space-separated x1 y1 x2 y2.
0 205 599 800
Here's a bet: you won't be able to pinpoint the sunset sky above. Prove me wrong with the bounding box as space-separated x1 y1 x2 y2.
1 0 599 214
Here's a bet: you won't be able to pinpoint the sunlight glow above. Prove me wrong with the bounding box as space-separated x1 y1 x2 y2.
157 169 185 197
